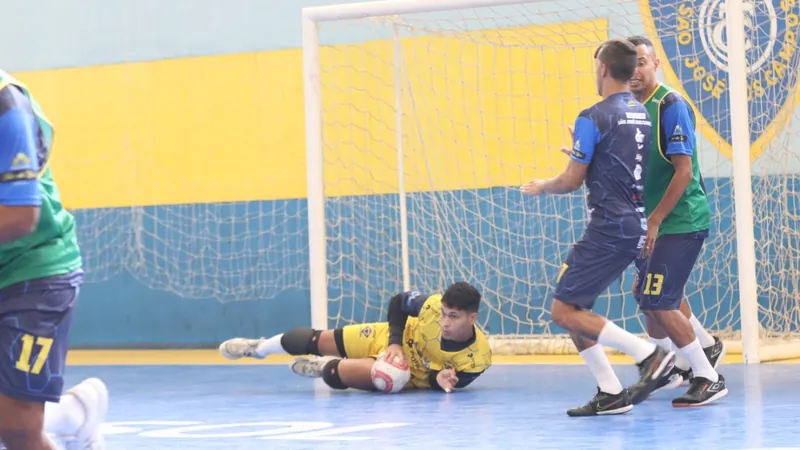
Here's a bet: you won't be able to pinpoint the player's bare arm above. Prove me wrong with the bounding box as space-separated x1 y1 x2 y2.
385 289 416 362
642 154 692 257
521 128 588 196
546 159 588 194
0 204 39 243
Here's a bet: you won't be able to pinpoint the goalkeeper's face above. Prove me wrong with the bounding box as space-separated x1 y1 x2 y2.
439 305 478 341
630 44 660 95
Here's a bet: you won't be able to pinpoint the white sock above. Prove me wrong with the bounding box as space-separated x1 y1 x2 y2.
679 338 718 382
44 394 85 436
597 321 657 364
673 347 691 371
650 337 690 370
579 344 623 395
255 334 288 357
649 337 672 351
689 314 715 348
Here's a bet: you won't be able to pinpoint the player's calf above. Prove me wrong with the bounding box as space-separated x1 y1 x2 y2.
290 356 377 391
219 327 344 360
634 306 727 404
0 393 55 450
638 307 726 407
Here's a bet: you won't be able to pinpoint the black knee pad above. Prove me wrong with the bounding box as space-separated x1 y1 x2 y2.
322 358 349 390
280 327 321 355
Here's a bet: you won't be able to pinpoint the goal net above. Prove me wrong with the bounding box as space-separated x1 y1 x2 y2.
304 0 800 359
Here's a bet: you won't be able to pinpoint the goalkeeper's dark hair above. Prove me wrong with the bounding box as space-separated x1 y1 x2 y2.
593 38 638 83
627 35 656 56
441 281 481 313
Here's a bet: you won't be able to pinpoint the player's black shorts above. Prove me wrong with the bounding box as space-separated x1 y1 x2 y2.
634 230 708 310
0 272 81 403
554 235 641 310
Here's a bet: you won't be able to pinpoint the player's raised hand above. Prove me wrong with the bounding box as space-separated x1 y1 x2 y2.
384 344 406 364
436 369 459 393
558 125 575 156
520 179 544 196
559 125 575 155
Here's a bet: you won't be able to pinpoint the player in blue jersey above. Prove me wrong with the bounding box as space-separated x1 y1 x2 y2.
624 35 726 407
521 38 675 416
0 71 108 450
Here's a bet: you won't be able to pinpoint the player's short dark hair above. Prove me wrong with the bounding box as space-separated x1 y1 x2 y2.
593 38 638 83
627 35 653 49
627 35 655 56
441 281 481 313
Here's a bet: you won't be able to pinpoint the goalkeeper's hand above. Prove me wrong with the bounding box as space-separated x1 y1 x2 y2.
436 368 459 393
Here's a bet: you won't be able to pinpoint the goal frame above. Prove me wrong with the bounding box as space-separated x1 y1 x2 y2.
301 0 763 362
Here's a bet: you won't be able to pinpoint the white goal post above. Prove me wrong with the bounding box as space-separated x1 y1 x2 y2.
302 0 800 363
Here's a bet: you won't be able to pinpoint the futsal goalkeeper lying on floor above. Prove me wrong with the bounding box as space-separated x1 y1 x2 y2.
219 281 492 393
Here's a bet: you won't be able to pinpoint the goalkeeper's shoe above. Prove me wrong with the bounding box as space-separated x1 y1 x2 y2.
290 356 336 378
218 337 266 360
566 387 633 417
60 378 109 450
672 374 728 407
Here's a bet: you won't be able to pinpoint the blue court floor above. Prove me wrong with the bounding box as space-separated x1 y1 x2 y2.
64 363 799 450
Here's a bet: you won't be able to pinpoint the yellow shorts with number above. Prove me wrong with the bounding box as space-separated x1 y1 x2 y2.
340 322 390 359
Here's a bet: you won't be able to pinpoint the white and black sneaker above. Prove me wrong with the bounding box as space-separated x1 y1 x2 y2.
651 365 686 395
566 387 633 417
628 347 676 405
682 336 727 383
218 337 265 360
289 355 335 378
672 374 728 407
705 337 727 369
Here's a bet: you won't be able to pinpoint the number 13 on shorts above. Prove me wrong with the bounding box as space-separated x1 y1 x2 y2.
641 273 664 296
15 333 54 375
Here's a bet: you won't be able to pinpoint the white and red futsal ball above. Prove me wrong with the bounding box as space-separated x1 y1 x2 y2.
371 352 411 393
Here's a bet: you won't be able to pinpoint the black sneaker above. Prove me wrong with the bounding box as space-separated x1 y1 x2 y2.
628 347 676 405
629 365 685 401
566 387 633 417
704 336 727 369
682 336 726 383
672 374 727 407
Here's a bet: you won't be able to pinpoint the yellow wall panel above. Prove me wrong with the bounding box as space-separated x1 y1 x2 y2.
15 51 307 208
321 19 608 197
